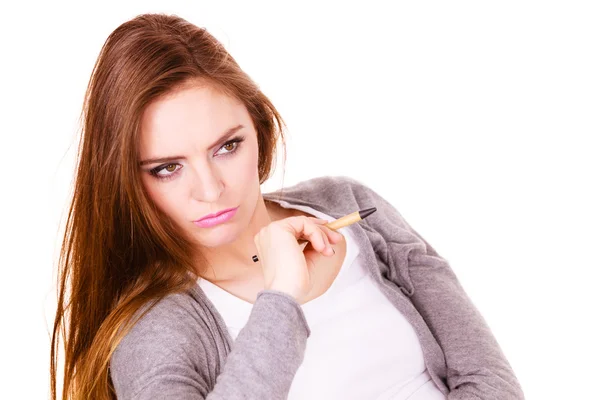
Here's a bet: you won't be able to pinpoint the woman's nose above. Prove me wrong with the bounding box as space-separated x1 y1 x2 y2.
190 164 224 202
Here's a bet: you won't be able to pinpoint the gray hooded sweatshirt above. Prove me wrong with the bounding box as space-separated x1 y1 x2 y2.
109 175 525 399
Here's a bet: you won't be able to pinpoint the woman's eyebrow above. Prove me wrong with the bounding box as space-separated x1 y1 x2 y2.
139 124 245 166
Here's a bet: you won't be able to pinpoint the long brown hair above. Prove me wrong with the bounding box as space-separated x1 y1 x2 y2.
50 13 287 399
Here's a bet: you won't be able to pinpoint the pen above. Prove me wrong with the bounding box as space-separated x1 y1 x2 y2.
251 207 377 262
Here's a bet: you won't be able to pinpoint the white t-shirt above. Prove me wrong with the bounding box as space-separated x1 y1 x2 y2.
197 199 446 399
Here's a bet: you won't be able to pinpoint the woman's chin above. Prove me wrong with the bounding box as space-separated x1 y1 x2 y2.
192 225 241 248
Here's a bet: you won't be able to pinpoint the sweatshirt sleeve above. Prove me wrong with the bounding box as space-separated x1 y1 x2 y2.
345 176 525 399
110 289 310 399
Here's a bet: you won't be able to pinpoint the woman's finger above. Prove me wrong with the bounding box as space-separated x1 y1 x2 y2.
316 223 343 244
282 216 328 252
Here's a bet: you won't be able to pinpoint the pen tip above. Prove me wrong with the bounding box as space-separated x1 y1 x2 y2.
359 207 377 219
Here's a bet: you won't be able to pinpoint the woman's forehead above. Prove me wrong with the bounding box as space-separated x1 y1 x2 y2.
138 86 251 158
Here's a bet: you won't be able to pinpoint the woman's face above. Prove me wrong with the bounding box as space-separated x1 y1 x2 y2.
138 83 262 249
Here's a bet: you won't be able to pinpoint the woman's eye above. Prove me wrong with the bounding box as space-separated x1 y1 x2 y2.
215 139 241 155
223 143 235 151
160 163 179 174
150 163 181 179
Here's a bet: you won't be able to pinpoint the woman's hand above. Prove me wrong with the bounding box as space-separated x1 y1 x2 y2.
253 216 344 303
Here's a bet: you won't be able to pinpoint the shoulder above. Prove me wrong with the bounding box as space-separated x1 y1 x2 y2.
110 289 214 395
292 175 412 233
265 175 379 210
292 174 368 192
111 291 200 362
264 175 410 235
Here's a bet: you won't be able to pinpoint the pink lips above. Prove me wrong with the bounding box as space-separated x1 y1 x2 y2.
193 207 238 228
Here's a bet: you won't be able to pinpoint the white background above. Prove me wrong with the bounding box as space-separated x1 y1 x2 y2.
1 1 598 398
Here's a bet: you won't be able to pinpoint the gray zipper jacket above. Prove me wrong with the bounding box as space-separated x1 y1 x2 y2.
110 175 525 399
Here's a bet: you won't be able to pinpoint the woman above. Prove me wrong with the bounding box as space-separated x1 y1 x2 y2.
50 13 524 399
